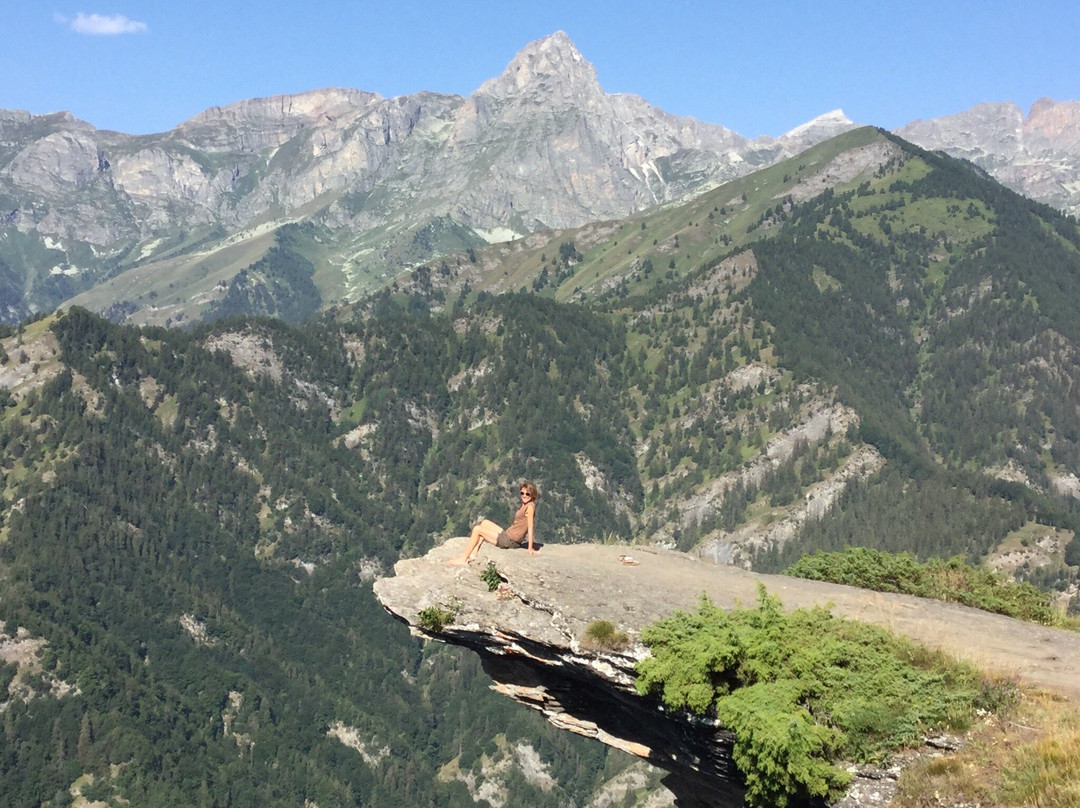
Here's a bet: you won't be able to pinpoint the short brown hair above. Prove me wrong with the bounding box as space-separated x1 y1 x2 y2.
520 481 539 502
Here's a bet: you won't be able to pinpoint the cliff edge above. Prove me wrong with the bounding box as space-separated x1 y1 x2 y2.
373 539 1080 806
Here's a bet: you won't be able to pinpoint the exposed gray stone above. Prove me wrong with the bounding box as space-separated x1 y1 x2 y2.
3 32 1077 323
0 32 854 308
374 538 1080 806
899 98 1080 216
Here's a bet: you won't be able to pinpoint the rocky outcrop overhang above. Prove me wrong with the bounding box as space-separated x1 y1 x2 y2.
373 539 1080 806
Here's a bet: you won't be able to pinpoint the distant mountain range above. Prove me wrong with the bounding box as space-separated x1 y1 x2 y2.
1 31 1078 325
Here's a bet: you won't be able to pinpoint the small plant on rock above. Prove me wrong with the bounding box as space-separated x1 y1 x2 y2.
417 599 462 632
480 561 503 592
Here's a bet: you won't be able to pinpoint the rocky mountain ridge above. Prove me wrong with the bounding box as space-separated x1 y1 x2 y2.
1 31 857 322
2 31 1079 328
898 98 1080 217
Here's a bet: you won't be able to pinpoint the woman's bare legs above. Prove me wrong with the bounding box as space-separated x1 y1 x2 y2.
447 519 502 565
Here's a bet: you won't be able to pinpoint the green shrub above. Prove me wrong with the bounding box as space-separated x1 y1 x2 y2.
1065 535 1080 568
582 620 630 652
480 561 503 592
417 600 461 632
975 675 1022 716
785 547 1056 625
636 586 984 808
80 777 112 803
0 661 17 694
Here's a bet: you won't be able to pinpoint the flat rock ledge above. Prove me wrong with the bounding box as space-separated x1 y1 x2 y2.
373 539 1080 807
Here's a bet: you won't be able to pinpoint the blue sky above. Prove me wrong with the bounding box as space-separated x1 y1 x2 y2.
3 1 1078 138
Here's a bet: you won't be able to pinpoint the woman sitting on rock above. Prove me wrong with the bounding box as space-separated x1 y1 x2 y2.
448 482 539 565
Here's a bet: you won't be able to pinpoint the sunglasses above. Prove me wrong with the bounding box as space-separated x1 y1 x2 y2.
520 491 531 498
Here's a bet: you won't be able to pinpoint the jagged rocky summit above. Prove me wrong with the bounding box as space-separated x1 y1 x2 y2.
0 31 851 253
373 538 1080 808
898 98 1080 216
3 29 1079 325
0 31 858 322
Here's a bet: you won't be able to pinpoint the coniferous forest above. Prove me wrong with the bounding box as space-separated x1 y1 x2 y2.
2 129 1080 806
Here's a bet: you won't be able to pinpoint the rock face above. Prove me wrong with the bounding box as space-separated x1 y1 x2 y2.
1 32 851 247
4 31 1078 323
373 538 1080 807
898 98 1080 216
0 32 853 320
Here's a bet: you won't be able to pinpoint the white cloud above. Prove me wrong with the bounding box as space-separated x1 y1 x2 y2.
54 12 148 36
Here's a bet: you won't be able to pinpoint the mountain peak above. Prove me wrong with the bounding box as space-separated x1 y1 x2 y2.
777 109 858 151
181 88 377 129
781 109 854 139
1026 97 1080 149
475 31 602 102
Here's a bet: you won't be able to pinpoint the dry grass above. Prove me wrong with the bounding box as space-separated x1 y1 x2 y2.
581 619 631 652
893 689 1080 807
1054 613 1080 633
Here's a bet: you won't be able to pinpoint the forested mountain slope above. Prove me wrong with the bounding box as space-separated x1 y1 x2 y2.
0 310 655 808
386 127 1080 580
2 125 1080 806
